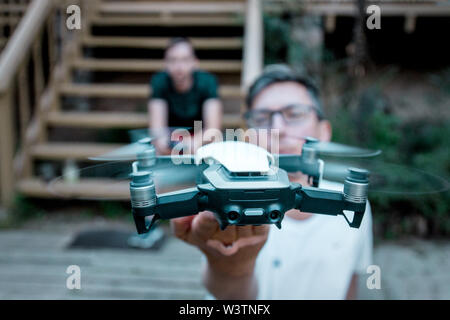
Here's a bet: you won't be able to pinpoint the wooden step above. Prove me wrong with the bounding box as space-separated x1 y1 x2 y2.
17 178 130 200
17 174 201 200
46 111 148 129
83 36 243 49
99 2 245 15
59 83 243 99
71 58 242 73
46 111 243 129
91 15 243 27
30 143 124 160
0 4 28 13
60 83 149 98
0 17 21 27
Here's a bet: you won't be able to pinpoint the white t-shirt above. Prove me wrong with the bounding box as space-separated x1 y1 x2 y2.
254 180 373 299
203 180 373 300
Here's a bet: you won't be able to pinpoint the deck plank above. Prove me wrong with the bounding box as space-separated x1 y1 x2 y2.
0 229 207 299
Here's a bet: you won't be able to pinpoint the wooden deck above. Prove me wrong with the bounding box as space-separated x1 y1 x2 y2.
1 220 449 300
0 228 207 299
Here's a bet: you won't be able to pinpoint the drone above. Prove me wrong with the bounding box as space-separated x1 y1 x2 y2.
49 130 449 235
114 137 377 234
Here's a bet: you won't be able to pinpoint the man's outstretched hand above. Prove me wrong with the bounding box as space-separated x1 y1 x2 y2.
171 211 269 277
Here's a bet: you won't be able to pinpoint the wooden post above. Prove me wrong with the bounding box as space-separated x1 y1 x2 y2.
33 35 44 100
404 15 416 34
0 8 5 46
8 0 14 36
325 15 336 33
0 89 15 207
0 0 53 204
241 0 263 91
240 0 263 127
18 63 30 146
47 12 56 81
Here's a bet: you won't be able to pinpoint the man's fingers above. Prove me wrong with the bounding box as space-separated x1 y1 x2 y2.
288 171 312 186
171 216 195 242
191 211 219 241
236 225 253 238
206 239 240 256
252 224 270 237
206 235 268 256
211 225 237 245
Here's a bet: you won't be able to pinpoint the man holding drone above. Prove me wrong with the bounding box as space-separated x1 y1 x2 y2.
171 65 373 299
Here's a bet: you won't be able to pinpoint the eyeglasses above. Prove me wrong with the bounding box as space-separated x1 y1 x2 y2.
244 104 319 128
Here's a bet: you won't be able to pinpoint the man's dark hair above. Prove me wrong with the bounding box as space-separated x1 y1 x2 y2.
165 37 196 57
246 64 325 120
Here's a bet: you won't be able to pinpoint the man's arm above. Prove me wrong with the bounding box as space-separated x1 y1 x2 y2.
171 211 269 300
203 98 223 131
203 261 258 300
148 98 171 155
191 98 223 152
346 274 358 300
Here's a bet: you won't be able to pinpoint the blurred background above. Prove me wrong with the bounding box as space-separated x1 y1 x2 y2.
0 0 448 299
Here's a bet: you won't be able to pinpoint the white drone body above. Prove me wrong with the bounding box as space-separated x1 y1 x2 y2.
195 141 274 173
194 140 324 185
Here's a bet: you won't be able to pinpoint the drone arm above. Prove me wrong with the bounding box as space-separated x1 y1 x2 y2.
276 155 322 187
294 186 366 228
155 187 206 220
132 187 206 234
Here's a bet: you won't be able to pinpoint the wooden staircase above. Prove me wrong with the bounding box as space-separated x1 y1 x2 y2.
0 0 31 53
1 0 261 202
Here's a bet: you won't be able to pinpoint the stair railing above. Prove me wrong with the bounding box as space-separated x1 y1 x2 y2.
0 0 33 51
0 0 86 206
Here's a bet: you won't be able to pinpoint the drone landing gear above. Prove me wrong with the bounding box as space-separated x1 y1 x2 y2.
132 209 160 234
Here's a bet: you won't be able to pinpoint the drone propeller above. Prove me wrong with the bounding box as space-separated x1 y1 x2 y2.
89 137 154 161
91 129 382 163
48 155 204 200
90 127 192 162
321 159 449 196
300 137 382 158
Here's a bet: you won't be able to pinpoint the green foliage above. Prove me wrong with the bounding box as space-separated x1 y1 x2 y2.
331 92 450 238
0 194 47 229
263 13 290 65
428 68 450 98
12 194 46 219
98 201 130 219
2 195 133 228
263 13 449 238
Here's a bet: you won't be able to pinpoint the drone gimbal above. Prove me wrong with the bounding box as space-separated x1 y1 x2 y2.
128 139 370 234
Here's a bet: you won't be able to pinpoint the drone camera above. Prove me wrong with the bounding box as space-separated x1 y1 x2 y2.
269 210 281 221
227 211 240 222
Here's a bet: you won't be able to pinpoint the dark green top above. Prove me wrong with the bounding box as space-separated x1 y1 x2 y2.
150 70 219 128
